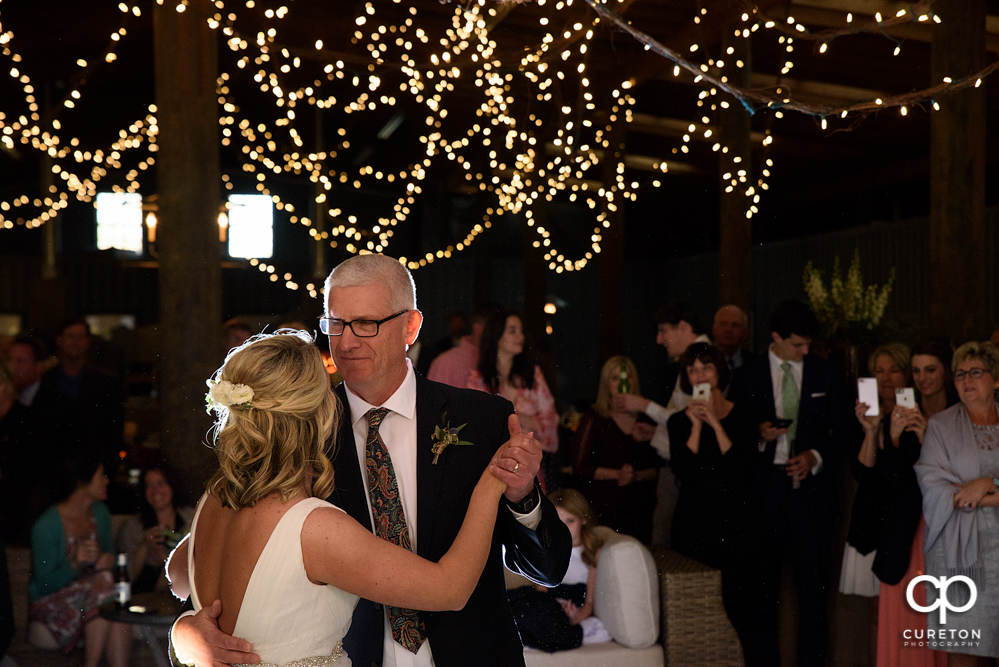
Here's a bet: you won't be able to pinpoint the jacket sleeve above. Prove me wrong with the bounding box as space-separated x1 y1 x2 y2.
495 400 571 586
500 491 572 586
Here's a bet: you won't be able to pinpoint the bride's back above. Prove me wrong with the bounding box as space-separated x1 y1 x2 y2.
190 494 297 636
188 493 358 665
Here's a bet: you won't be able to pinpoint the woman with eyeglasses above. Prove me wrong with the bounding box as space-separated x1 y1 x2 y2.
915 341 999 665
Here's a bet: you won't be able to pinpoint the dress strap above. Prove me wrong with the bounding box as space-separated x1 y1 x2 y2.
187 493 210 612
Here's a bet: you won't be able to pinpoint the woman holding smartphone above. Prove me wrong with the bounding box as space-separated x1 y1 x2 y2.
666 342 756 660
841 342 917 666
875 339 954 667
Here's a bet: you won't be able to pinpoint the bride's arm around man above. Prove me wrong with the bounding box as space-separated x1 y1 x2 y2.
169 254 572 667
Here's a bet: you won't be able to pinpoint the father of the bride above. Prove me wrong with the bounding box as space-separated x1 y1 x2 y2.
172 254 572 667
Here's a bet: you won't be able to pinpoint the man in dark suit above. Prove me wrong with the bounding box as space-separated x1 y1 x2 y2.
42 319 124 466
728 300 851 667
173 255 571 667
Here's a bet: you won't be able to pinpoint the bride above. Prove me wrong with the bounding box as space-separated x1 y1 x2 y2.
166 330 509 666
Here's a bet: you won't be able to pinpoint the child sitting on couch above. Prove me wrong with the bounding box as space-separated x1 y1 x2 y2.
509 488 612 651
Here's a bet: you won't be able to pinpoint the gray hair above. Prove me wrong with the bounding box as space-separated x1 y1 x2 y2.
952 341 999 379
715 304 748 327
324 254 416 312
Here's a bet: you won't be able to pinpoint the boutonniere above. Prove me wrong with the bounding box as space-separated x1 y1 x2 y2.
431 412 474 464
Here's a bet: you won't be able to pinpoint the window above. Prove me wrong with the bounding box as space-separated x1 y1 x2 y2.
95 193 143 254
227 194 274 259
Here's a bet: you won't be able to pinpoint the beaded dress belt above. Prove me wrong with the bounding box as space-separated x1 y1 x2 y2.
233 641 343 667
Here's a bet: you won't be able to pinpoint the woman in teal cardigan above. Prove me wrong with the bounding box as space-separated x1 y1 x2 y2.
29 454 130 667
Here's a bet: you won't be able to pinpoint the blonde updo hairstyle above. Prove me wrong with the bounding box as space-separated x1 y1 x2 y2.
206 329 339 509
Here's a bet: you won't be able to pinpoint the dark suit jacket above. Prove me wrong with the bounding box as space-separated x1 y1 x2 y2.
728 352 851 519
41 365 124 466
330 375 572 667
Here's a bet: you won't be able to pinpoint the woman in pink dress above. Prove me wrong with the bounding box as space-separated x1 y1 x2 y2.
467 311 558 490
876 339 954 667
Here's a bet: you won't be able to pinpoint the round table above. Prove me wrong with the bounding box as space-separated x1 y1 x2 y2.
99 591 183 667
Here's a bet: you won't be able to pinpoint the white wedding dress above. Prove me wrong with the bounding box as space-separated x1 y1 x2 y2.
188 496 359 667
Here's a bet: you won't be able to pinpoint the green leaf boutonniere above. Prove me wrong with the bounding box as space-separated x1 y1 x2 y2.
432 412 474 464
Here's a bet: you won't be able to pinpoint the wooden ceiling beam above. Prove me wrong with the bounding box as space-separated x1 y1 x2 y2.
786 2 999 53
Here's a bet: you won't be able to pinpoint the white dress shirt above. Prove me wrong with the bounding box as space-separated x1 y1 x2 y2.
343 359 540 667
766 348 822 473
645 334 712 460
19 380 40 407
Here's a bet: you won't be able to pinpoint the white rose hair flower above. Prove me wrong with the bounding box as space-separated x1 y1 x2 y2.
205 378 255 413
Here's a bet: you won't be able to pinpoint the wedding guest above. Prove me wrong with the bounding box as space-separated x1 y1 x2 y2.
840 343 910 666
877 340 954 667
727 300 851 667
116 467 194 594
29 455 130 667
42 318 124 467
666 343 756 658
712 305 755 370
417 311 467 377
508 488 611 652
4 335 53 408
428 304 500 388
916 341 999 665
467 310 558 457
222 319 253 357
571 356 660 543
911 338 958 418
613 302 709 545
0 358 39 546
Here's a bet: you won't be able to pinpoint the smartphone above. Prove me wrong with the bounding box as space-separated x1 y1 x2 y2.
896 387 916 410
692 383 711 401
858 378 879 417
772 418 794 429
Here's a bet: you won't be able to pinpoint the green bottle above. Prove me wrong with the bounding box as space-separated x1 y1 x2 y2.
617 363 631 394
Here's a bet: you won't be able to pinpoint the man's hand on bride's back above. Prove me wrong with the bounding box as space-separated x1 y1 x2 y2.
489 413 542 503
173 599 259 667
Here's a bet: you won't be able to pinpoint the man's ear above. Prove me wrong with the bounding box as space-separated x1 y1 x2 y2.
405 310 424 345
771 331 782 345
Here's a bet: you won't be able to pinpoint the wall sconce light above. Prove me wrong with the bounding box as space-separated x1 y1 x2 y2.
218 212 229 243
145 212 157 244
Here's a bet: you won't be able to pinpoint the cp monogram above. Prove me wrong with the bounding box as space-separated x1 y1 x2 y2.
907 575 978 624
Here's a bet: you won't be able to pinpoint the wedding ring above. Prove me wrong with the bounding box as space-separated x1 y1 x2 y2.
513 462 520 473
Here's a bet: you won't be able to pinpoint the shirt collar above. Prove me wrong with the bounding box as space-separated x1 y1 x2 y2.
343 358 418 426
768 346 803 371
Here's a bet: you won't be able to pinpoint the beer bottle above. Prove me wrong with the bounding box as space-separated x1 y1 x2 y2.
114 553 131 609
617 363 631 395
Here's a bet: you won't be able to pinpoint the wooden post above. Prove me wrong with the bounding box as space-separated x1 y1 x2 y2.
523 205 547 344
597 121 625 363
929 0 986 340
717 29 752 313
153 0 221 501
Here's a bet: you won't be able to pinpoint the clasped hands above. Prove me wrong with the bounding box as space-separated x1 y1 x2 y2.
953 478 997 510
489 413 544 504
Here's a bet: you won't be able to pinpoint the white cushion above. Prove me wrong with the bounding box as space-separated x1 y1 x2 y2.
591 527 659 649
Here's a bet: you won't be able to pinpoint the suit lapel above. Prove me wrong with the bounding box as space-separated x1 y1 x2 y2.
330 383 374 532
415 376 448 560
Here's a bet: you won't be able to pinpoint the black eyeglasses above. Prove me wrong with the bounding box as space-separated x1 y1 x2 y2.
319 310 409 337
955 367 991 381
